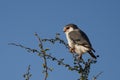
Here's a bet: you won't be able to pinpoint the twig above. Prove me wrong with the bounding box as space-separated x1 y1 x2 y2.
93 72 103 80
23 65 32 80
34 33 48 80
42 33 69 48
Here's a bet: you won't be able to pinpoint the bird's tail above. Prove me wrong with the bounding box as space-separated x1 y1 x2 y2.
88 51 96 59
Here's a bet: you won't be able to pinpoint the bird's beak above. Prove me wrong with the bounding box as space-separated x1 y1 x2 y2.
63 27 67 32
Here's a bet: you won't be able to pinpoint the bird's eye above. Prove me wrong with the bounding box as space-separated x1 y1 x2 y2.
66 27 70 29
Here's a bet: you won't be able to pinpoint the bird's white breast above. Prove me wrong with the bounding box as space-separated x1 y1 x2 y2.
66 33 74 48
75 44 89 55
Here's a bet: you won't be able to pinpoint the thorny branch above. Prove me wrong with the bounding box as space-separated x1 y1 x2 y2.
9 33 99 80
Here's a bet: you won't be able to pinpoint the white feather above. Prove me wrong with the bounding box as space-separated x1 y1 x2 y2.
65 27 75 48
75 44 89 55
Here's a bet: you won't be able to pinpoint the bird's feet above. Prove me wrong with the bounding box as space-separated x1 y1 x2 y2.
69 47 75 53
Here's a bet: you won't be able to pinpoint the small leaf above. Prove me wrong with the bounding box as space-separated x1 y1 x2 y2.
42 64 46 68
74 66 79 69
49 67 54 71
38 53 42 56
68 67 73 71
45 48 50 51
52 57 56 61
58 62 61 65
65 64 70 67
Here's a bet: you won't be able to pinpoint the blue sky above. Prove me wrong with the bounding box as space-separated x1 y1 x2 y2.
0 0 120 80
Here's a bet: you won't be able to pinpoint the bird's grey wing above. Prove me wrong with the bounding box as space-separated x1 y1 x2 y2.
68 30 95 52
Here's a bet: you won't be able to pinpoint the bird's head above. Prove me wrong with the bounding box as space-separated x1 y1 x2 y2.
63 24 78 33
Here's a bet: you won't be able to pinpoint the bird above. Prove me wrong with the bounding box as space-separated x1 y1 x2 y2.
63 24 96 59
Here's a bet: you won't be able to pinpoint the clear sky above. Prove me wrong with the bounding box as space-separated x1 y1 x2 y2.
0 0 120 80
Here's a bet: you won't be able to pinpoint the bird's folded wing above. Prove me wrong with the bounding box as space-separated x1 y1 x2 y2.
68 30 95 52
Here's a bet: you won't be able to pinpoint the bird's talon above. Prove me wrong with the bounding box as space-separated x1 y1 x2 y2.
69 48 75 53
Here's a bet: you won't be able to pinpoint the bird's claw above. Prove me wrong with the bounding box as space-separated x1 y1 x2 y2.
69 47 75 53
